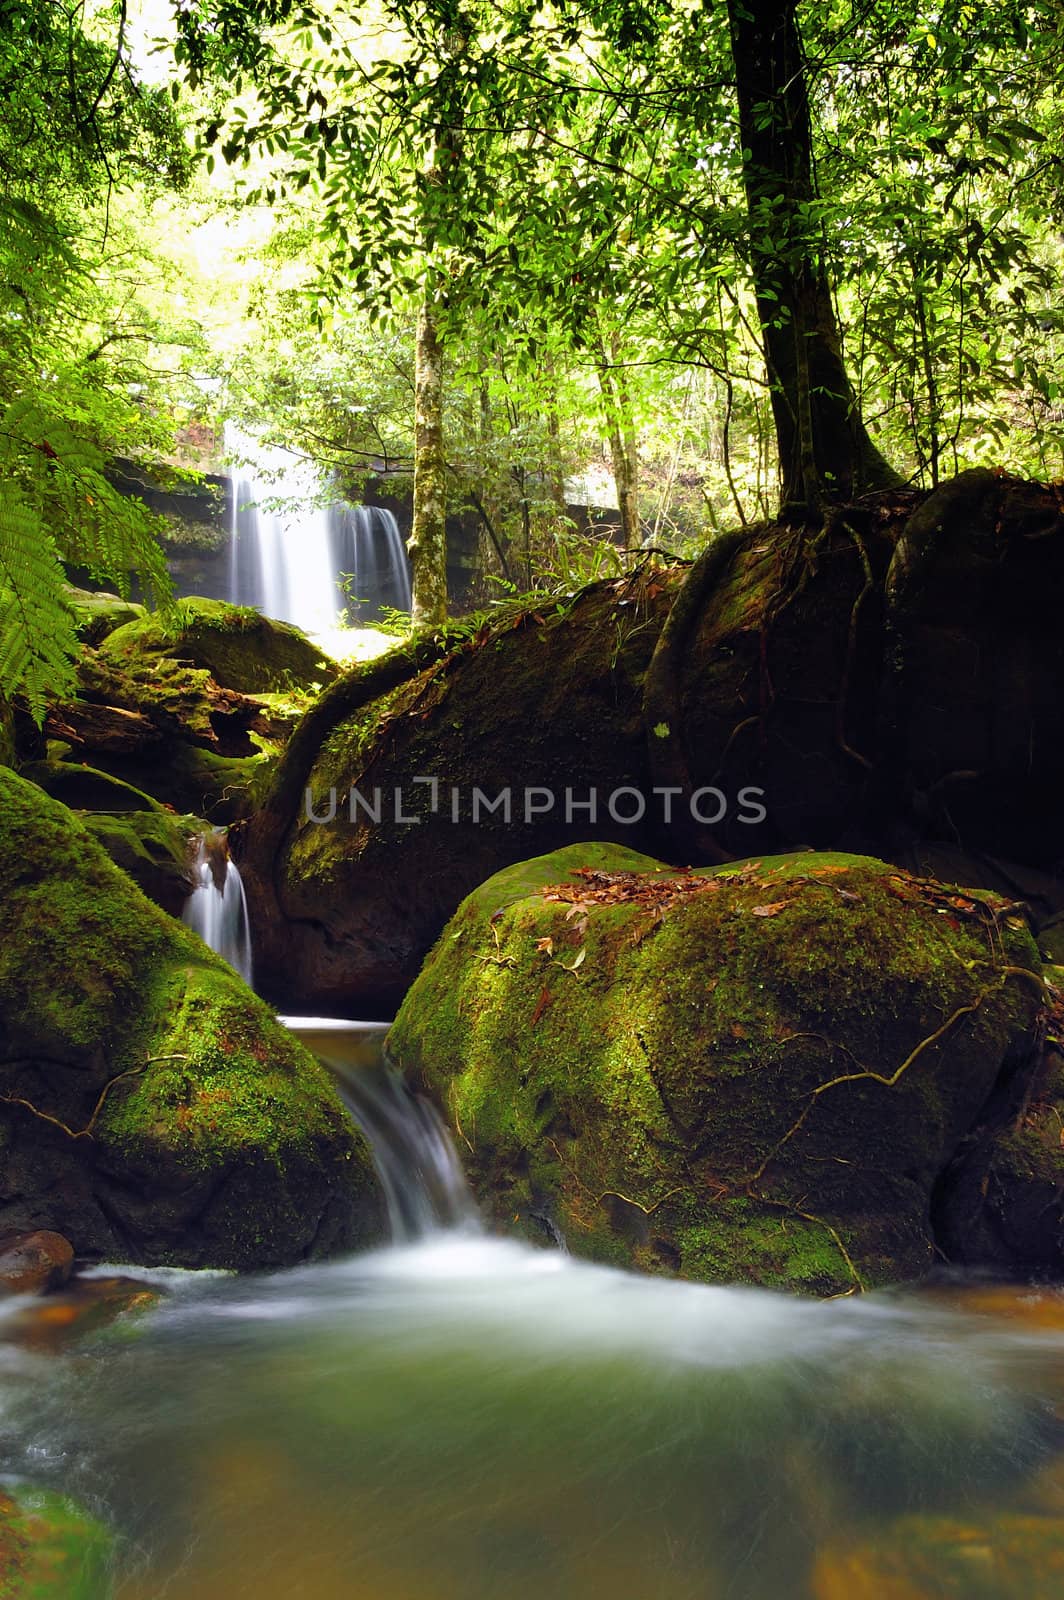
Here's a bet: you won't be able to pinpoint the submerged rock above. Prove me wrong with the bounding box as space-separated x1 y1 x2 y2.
0 766 383 1269
811 1512 1064 1600
0 1485 111 1600
389 844 1045 1292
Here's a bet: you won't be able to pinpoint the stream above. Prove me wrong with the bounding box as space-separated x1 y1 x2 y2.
1 1021 1063 1599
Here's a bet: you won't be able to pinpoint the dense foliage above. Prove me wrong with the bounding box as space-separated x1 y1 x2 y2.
2 0 1064 695
0 0 190 714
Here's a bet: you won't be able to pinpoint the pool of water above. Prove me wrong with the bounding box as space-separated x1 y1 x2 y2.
1 1235 1063 1599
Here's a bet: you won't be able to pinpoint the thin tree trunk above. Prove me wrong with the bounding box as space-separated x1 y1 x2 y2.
726 0 899 509
409 294 448 626
595 338 640 548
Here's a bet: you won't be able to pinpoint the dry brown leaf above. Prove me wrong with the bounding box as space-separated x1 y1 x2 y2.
750 901 788 918
530 987 554 1027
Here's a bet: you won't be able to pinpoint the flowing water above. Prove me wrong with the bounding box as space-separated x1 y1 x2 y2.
2 1021 1064 1599
182 833 253 986
226 426 411 631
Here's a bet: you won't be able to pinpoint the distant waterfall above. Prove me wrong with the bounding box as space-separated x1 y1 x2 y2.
183 833 254 987
330 503 412 617
225 425 411 632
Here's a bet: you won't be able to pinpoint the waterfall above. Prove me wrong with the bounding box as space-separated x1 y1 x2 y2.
329 503 412 617
182 832 254 987
225 424 411 632
282 1017 478 1239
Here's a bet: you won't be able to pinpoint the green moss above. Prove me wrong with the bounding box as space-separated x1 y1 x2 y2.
0 766 382 1269
390 845 1045 1294
20 761 166 814
62 583 145 646
0 772 179 1055
83 743 270 823
100 596 336 694
99 964 353 1173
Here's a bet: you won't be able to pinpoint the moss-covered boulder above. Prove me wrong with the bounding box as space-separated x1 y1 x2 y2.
62 584 145 646
245 576 680 1011
388 844 1045 1292
99 596 336 694
19 762 205 914
240 474 1064 1013
0 767 383 1269
935 966 1064 1277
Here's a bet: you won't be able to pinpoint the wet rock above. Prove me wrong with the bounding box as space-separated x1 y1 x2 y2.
811 1512 1064 1600
0 1485 111 1600
389 844 1046 1292
0 1230 73 1295
3 1272 161 1351
0 765 384 1269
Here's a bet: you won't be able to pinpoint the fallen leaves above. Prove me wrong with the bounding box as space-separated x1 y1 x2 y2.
530 987 554 1027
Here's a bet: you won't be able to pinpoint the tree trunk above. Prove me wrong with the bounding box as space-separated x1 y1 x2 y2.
726 0 899 509
595 335 641 548
409 294 448 626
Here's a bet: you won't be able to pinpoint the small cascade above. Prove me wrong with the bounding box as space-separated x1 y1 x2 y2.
329 503 412 618
281 1017 478 1239
182 832 254 987
225 424 412 632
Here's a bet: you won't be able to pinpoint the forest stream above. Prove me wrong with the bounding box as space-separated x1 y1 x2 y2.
0 1022 1062 1600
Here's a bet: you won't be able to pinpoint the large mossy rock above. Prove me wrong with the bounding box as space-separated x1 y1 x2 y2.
246 578 679 1010
388 844 1045 1292
99 596 336 694
0 767 382 1269
935 967 1064 1277
245 472 1064 1012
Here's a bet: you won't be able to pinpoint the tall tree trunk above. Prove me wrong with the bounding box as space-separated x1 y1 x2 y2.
726 0 899 509
595 337 641 548
409 294 448 626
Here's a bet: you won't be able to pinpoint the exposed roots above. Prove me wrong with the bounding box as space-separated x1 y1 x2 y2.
0 1053 190 1141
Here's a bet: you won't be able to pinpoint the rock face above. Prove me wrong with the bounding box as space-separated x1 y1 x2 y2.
0 767 383 1269
246 577 679 1011
242 471 1064 1013
388 844 1046 1292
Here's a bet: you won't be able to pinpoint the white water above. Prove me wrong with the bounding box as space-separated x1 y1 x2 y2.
182 833 254 986
282 1016 479 1239
226 424 411 632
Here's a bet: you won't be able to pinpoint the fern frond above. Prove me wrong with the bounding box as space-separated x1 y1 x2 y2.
0 485 78 720
0 394 173 716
